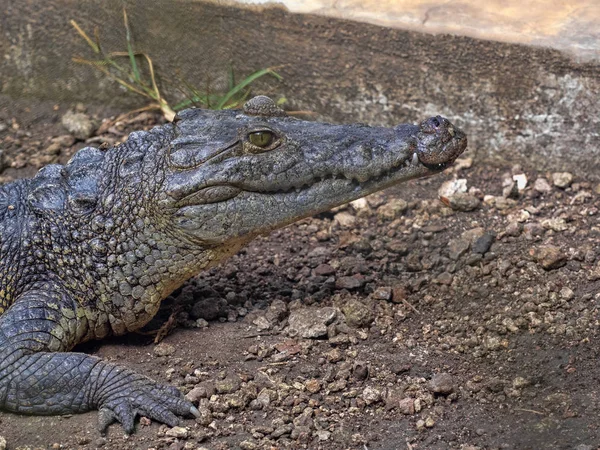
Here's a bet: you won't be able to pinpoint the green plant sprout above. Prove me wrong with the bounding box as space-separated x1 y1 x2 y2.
71 8 282 121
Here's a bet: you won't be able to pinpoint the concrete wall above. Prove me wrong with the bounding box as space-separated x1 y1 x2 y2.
1 0 599 177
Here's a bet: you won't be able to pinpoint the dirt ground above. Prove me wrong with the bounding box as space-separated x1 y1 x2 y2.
0 97 599 450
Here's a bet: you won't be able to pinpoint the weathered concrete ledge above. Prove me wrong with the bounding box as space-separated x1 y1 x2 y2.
1 0 599 178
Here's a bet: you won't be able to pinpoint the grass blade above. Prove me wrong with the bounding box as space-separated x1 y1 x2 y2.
70 20 100 54
123 8 141 83
216 67 282 110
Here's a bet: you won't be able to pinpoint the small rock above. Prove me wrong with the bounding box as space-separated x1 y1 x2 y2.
372 286 393 301
552 172 573 188
314 263 335 276
377 198 408 220
252 315 271 331
594 183 600 195
286 307 338 338
512 173 528 191
397 397 415 415
428 373 455 395
559 287 574 300
541 218 568 232
0 436 6 450
44 142 63 156
502 180 519 199
448 238 470 260
154 342 175 357
425 416 435 428
439 178 468 198
530 245 567 270
446 193 480 211
215 376 241 394
512 376 530 389
305 379 321 393
325 348 343 363
316 430 331 441
523 222 545 239
353 362 369 381
533 177 552 193
335 275 366 290
434 272 453 285
361 386 381 405
350 198 369 210
341 298 374 328
453 157 473 170
504 221 522 237
61 110 95 140
472 232 495 254
185 386 208 403
239 440 258 450
333 211 356 227
165 426 190 439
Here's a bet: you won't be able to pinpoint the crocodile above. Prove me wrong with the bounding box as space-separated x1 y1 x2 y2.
0 96 466 433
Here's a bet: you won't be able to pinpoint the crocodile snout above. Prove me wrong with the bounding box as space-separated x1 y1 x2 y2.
416 116 467 169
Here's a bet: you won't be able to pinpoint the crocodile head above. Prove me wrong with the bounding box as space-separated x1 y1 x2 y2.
159 96 467 245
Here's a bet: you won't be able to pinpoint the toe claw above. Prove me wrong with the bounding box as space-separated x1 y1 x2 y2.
190 406 201 418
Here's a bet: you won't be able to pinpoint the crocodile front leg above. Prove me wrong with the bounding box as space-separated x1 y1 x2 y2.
0 288 199 433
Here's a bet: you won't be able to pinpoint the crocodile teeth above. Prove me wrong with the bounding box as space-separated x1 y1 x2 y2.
412 152 419 166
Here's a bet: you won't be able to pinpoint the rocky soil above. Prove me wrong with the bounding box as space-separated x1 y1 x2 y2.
0 97 599 450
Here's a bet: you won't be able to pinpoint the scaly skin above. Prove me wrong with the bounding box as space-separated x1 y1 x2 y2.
0 96 467 433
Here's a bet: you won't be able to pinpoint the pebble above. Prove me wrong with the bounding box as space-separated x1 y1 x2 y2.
533 177 552 193
361 386 381 405
0 437 5 450
165 426 190 439
472 233 495 254
438 178 468 197
541 218 568 232
239 440 258 450
215 376 241 394
341 298 374 328
335 275 366 290
61 110 95 140
305 379 321 393
428 372 455 395
552 172 573 188
377 198 408 220
286 307 338 338
314 263 335 276
372 286 392 301
530 245 567 270
512 173 528 190
353 362 369 381
504 221 522 237
333 211 356 227
316 430 331 441
398 397 416 414
446 193 480 211
448 237 470 260
559 287 574 300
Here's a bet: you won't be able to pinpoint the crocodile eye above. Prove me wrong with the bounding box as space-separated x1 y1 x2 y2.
248 130 274 148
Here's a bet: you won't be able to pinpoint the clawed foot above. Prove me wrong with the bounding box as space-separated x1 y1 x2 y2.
97 376 199 434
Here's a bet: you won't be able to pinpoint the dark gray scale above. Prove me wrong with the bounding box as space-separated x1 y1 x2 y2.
64 146 106 215
26 164 68 213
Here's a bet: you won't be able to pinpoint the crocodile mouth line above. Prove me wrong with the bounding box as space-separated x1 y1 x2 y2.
178 149 453 208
